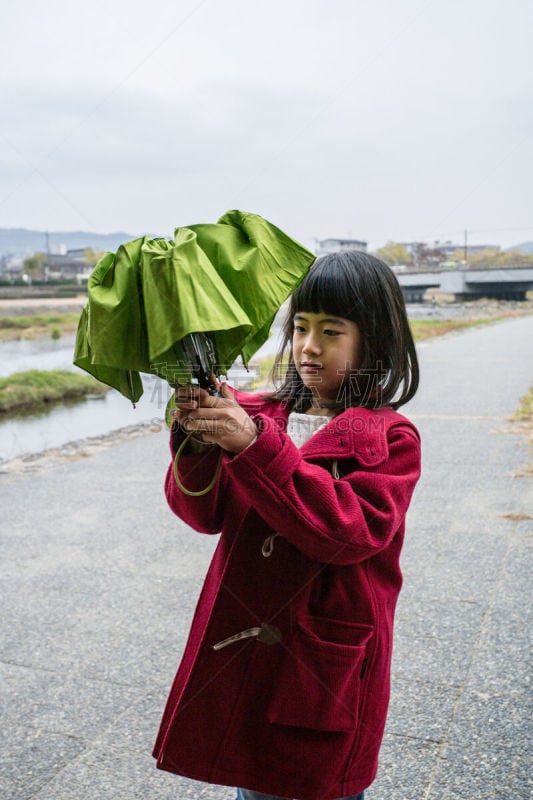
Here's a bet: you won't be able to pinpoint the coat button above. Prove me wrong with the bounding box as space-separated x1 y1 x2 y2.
257 624 282 645
261 533 281 557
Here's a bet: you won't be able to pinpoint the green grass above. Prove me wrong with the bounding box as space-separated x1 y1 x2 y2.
0 370 109 414
514 385 533 421
409 316 508 341
0 312 81 340
247 354 278 391
512 385 533 477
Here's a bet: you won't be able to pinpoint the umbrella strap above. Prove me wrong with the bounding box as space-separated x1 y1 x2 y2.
173 432 224 496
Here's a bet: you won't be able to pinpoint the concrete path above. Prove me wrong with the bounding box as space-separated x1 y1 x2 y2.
1 316 532 800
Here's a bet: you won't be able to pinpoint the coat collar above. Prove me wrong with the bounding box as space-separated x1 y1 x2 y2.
233 388 398 468
298 407 390 467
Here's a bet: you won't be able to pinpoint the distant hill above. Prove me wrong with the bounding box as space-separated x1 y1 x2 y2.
0 228 164 257
505 241 533 254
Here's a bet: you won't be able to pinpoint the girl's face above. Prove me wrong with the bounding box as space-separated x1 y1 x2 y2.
292 311 363 404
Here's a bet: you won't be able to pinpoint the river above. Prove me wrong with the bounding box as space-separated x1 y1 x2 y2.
0 331 275 462
0 302 480 462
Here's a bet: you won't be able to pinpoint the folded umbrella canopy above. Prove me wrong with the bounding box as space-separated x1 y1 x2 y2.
73 210 315 402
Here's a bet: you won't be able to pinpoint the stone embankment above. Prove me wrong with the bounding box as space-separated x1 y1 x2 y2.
0 295 87 317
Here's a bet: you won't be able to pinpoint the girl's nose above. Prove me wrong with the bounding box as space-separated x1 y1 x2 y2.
302 333 321 355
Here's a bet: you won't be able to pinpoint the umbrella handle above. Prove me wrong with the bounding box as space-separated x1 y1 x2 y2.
182 333 220 396
199 376 221 397
173 432 224 496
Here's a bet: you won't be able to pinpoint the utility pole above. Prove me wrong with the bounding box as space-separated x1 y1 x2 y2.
463 229 468 263
45 230 50 282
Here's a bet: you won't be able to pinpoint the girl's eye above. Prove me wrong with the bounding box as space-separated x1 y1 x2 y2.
324 329 340 336
293 325 306 333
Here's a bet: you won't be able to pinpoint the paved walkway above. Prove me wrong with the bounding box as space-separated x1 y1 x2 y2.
1 316 532 799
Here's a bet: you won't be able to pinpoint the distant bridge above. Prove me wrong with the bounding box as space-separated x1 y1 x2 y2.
396 267 533 302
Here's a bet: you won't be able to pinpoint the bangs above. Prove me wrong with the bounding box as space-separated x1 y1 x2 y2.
290 259 361 322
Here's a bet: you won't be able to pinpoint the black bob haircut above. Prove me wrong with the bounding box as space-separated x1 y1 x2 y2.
268 250 419 411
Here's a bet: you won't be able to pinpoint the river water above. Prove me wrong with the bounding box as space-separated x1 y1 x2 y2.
0 331 276 462
0 302 466 462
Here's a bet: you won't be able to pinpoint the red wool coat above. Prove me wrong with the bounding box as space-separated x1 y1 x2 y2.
153 390 421 800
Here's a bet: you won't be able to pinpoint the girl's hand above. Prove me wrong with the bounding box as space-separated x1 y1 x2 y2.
170 384 257 454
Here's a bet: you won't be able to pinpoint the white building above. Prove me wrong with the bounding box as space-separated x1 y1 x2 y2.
316 238 367 255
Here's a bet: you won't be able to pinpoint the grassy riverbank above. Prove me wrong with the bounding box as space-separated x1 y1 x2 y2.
0 313 81 341
510 385 533 479
409 315 516 340
2 302 531 344
515 385 533 421
247 315 524 390
0 370 109 414
14 312 452 345
1 307 531 409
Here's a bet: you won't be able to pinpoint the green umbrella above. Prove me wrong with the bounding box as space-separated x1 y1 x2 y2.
73 210 315 402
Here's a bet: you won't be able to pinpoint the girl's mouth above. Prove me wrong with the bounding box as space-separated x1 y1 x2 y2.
299 362 322 373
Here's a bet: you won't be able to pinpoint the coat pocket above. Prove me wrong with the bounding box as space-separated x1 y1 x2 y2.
267 616 374 732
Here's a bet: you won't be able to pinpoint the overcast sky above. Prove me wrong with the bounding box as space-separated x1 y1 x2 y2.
1 0 532 251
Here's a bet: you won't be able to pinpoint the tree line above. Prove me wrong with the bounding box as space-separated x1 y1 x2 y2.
373 242 533 269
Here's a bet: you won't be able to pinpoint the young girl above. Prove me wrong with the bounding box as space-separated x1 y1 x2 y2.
152 251 421 800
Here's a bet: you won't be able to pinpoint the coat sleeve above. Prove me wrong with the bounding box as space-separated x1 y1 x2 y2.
164 426 230 533
225 413 421 565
